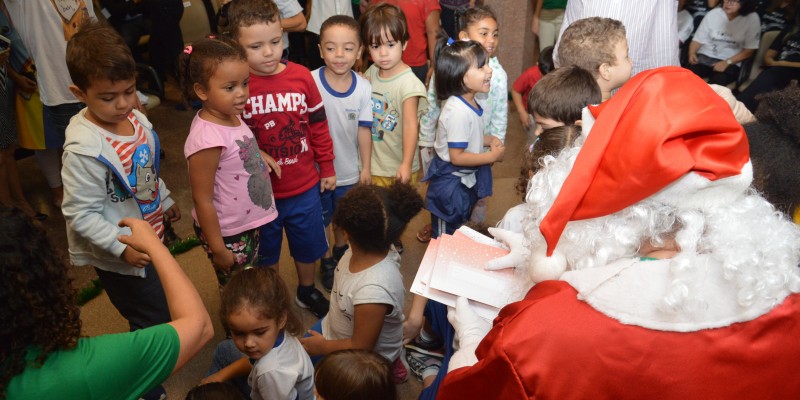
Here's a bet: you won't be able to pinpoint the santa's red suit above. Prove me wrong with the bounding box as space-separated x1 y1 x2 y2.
440 256 800 399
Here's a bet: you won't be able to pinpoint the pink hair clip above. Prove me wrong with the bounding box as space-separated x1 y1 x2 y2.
184 45 193 55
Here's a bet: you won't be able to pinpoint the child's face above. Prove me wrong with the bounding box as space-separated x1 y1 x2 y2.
229 306 286 360
319 24 362 76
368 29 407 76
194 59 250 118
533 112 565 137
70 77 137 130
237 21 285 76
459 17 499 57
463 60 493 94
607 38 632 91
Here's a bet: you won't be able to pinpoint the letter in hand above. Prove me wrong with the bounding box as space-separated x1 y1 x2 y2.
485 227 529 270
118 218 164 267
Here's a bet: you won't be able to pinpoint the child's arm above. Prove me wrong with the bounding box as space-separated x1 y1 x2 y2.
418 77 439 148
301 303 390 356
117 218 214 374
449 136 505 167
307 77 337 190
187 148 235 272
201 356 252 384
487 68 508 142
358 126 373 184
397 97 421 183
403 295 428 344
511 88 530 130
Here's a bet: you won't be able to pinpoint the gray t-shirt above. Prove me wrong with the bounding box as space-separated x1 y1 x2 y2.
322 249 405 362
312 67 373 186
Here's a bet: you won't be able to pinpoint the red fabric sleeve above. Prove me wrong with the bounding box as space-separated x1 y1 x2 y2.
305 72 336 179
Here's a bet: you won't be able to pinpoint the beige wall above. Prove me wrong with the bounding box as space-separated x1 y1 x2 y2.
485 0 536 88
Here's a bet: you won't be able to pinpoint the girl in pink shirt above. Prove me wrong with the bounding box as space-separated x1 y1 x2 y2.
180 37 280 286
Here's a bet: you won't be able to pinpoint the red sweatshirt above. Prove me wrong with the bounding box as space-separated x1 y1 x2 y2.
243 62 335 199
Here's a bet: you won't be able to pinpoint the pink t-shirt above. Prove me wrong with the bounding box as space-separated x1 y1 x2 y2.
184 114 278 237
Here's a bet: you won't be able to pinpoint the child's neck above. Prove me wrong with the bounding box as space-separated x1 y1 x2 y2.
460 91 478 107
323 66 354 92
86 110 134 136
347 243 389 273
378 61 409 79
199 107 241 127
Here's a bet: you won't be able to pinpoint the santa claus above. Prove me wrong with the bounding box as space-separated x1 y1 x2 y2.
438 66 800 399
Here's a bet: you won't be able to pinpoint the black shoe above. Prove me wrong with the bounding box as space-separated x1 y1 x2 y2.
320 257 336 292
332 244 349 264
296 287 329 318
159 148 166 160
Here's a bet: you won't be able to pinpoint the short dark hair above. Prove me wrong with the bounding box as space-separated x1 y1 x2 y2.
738 0 758 16
185 382 246 400
177 36 247 101
320 15 361 43
225 0 280 39
455 5 497 34
360 3 409 46
315 349 397 400
332 183 423 254
528 65 601 124
539 46 555 75
66 21 135 91
557 17 626 78
516 125 581 198
434 39 488 100
220 268 304 337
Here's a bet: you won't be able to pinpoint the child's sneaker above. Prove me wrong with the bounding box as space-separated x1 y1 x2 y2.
393 353 409 383
320 257 336 292
296 287 330 318
404 335 445 358
404 347 442 382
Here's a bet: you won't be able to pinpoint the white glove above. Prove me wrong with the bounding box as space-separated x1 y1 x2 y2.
447 296 492 372
486 227 529 271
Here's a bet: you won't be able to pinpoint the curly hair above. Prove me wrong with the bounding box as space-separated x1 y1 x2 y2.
177 36 248 102
0 207 82 397
223 0 280 39
557 17 626 78
515 125 581 199
745 82 800 215
220 267 304 337
332 183 423 254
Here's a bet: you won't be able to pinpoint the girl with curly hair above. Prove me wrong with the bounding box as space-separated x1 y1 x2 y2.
300 182 423 383
1 208 213 399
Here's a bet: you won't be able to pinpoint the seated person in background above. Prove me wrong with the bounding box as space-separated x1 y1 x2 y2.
1 211 213 399
759 0 797 33
685 0 721 28
738 15 800 110
687 0 761 86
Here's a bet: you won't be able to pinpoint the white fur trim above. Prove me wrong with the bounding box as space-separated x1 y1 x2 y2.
561 256 791 332
650 161 753 209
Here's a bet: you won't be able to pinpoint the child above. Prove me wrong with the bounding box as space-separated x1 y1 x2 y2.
527 65 602 137
179 37 279 287
556 16 632 101
314 349 398 400
227 0 336 318
511 45 554 142
311 15 374 291
300 183 424 383
360 3 428 187
62 22 178 337
204 268 315 400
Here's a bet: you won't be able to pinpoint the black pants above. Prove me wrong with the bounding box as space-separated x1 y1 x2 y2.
95 263 171 331
687 54 741 86
738 66 800 111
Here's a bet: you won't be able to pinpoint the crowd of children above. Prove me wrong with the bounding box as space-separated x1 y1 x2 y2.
5 0 800 399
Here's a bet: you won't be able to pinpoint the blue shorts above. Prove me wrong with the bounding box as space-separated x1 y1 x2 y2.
320 183 355 226
258 185 329 265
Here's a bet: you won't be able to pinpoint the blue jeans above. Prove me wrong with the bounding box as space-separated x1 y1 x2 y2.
208 339 251 398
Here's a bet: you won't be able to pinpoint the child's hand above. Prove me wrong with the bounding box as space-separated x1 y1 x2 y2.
164 205 181 222
359 168 372 185
200 372 225 385
260 150 282 179
403 315 423 345
118 218 161 267
519 111 531 130
490 140 506 162
320 176 337 192
396 164 412 184
299 330 326 356
212 249 235 273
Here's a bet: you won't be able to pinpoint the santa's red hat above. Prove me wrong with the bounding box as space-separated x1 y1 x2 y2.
539 66 750 257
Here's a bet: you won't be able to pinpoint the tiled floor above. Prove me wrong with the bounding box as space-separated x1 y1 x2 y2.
21 88 528 399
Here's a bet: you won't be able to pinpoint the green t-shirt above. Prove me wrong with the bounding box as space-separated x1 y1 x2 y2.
364 65 428 177
543 0 567 9
6 324 180 400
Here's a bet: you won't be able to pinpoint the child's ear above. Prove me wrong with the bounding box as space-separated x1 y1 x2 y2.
317 42 324 59
193 82 208 101
69 85 88 103
598 62 612 81
278 312 287 330
402 41 408 52
457 31 470 41
575 119 583 126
